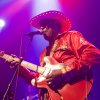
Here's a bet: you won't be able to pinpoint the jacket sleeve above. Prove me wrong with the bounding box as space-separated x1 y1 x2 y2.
69 31 100 69
19 67 38 84
54 31 100 70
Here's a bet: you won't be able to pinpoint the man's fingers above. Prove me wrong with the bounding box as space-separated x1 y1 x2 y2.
46 77 53 82
31 79 36 86
46 73 52 78
11 54 17 58
0 51 4 55
31 78 46 88
10 60 19 65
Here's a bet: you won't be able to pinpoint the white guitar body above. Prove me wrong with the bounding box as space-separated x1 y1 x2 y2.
31 56 64 85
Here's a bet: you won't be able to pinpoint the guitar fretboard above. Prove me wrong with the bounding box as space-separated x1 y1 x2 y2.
1 53 44 74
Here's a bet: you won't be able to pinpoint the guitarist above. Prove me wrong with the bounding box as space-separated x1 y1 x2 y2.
3 10 100 100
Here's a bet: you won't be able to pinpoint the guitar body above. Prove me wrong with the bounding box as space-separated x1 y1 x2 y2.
59 79 93 100
31 56 93 100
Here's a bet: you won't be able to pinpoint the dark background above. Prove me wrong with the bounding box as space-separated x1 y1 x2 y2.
0 0 100 99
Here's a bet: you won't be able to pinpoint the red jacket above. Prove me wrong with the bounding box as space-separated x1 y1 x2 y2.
40 30 100 70
39 30 100 100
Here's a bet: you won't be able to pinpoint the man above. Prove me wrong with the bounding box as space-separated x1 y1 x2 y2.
28 10 100 100
2 10 100 100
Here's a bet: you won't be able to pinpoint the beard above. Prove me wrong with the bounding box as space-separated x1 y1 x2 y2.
43 29 57 42
43 34 51 41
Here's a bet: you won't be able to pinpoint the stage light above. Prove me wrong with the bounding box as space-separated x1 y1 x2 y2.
0 19 5 27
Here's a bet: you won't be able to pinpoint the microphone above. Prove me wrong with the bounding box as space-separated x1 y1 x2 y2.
25 30 42 36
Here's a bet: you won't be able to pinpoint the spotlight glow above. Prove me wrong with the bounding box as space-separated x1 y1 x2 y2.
32 0 61 16
0 19 5 27
1 0 30 18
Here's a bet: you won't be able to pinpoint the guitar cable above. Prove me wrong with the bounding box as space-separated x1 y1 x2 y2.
2 32 24 100
2 31 40 100
12 32 36 100
2 68 18 100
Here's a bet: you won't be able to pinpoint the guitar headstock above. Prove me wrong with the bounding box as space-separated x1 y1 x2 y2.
0 50 5 57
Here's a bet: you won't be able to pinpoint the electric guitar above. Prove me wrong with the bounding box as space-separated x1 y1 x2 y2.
0 51 93 100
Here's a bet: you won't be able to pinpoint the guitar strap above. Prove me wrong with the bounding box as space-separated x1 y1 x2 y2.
38 40 63 100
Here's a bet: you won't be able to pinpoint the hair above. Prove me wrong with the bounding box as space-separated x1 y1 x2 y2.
39 18 62 33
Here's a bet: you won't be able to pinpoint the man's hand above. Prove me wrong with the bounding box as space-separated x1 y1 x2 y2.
41 56 68 82
45 65 72 84
4 53 22 68
31 69 65 90
0 50 5 57
46 69 63 82
8 54 19 66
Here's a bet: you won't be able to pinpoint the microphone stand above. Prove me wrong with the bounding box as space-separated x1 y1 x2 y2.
3 31 39 100
3 33 24 100
2 67 18 100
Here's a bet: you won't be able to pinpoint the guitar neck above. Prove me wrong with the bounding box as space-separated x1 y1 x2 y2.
1 53 44 74
21 60 44 74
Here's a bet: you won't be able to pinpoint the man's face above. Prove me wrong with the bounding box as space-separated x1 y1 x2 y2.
40 26 53 41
